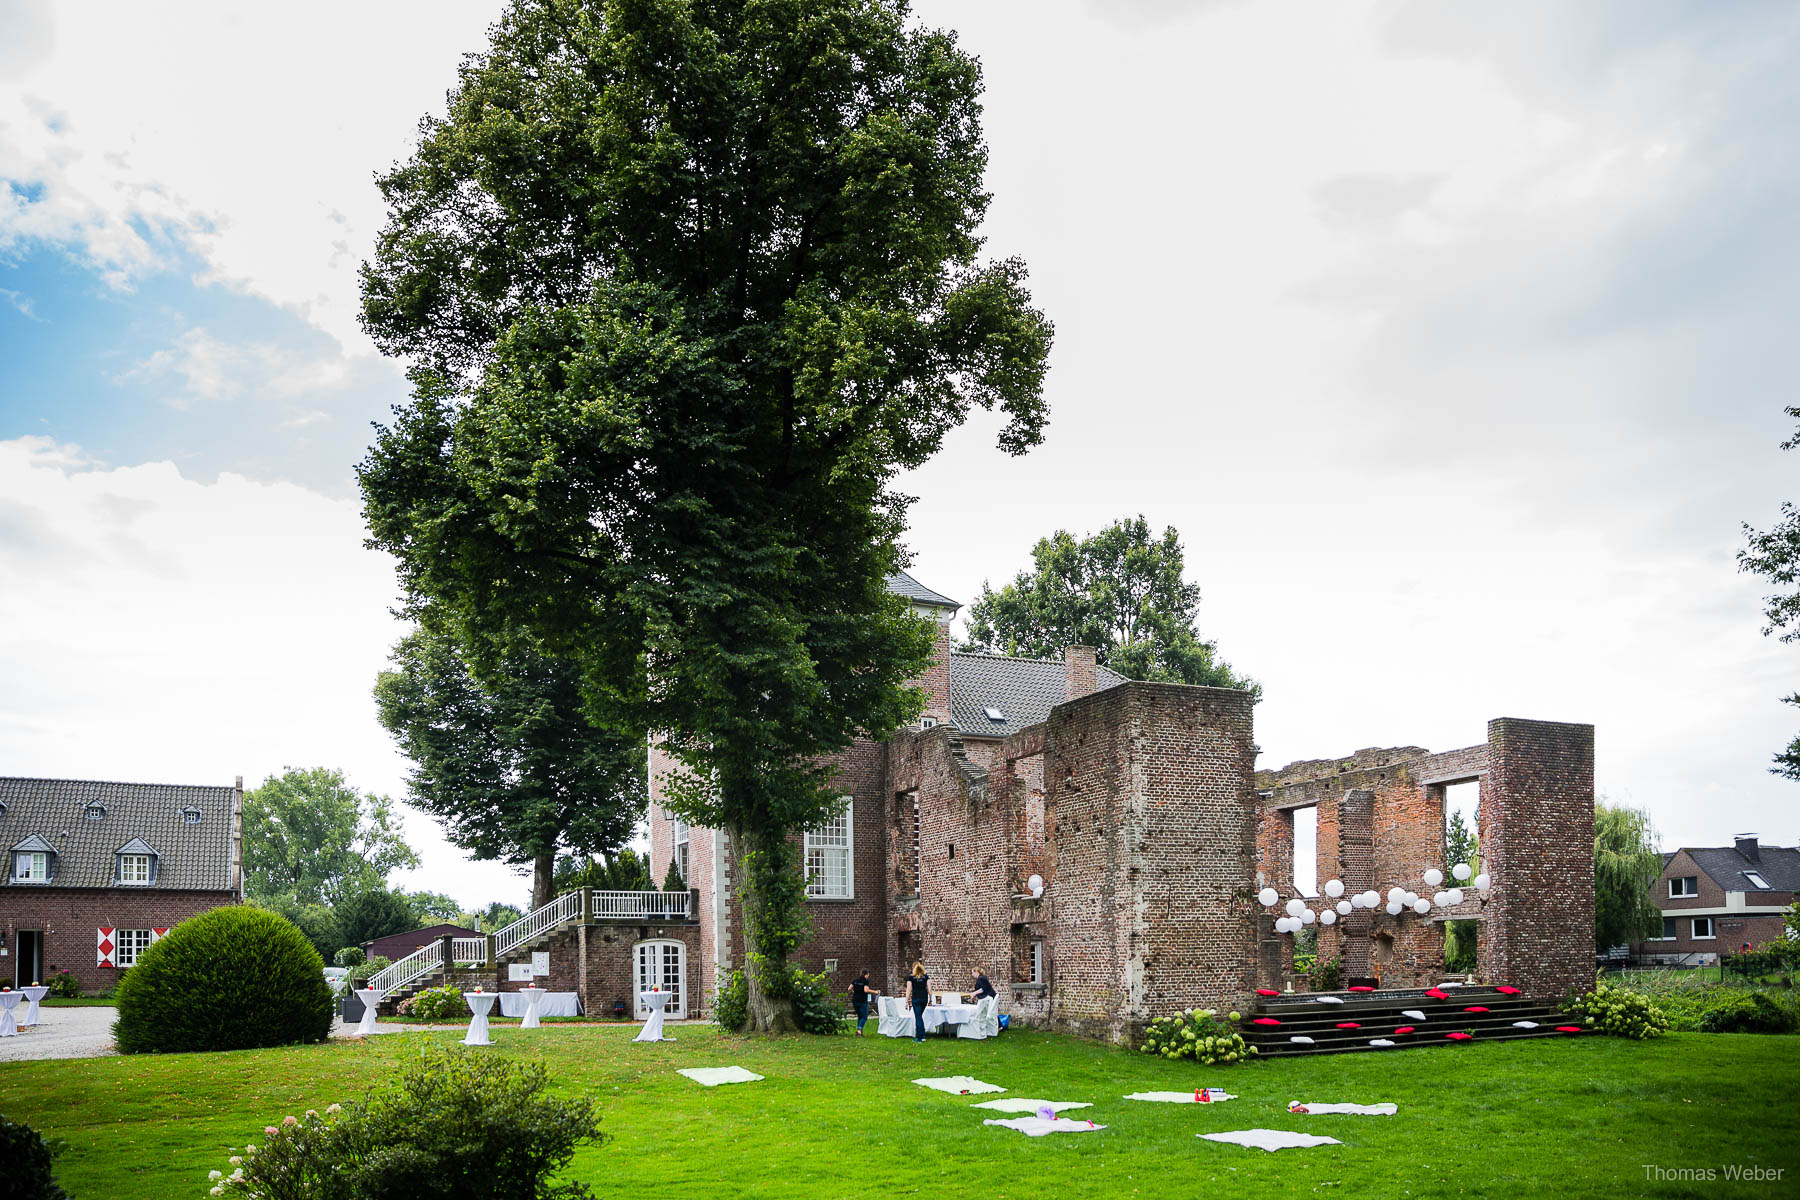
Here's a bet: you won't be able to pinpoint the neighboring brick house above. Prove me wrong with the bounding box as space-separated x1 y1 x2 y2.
362 923 484 963
1630 836 1798 964
649 572 1596 1042
1 776 244 993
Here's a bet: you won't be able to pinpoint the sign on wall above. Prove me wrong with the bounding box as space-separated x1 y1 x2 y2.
509 963 536 982
532 951 550 977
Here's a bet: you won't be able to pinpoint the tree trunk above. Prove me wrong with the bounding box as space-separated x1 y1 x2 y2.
736 831 802 1034
531 851 556 912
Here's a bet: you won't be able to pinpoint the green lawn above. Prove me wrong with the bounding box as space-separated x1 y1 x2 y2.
3 1027 1796 1199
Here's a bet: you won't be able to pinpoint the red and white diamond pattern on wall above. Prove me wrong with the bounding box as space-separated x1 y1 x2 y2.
96 927 116 967
152 928 169 942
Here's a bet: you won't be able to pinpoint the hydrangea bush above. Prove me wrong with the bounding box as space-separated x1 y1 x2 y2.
395 984 464 1021
1140 1009 1257 1065
1566 981 1671 1040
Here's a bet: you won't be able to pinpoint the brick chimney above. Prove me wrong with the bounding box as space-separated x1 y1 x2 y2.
1064 645 1097 701
1735 833 1760 864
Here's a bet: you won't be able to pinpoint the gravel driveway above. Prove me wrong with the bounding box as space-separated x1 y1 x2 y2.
0 1005 117 1062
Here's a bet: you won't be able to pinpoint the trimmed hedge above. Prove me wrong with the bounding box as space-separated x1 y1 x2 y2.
0 1112 69 1199
114 906 334 1054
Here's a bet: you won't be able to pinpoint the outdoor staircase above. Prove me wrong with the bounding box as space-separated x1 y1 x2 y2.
1238 984 1582 1057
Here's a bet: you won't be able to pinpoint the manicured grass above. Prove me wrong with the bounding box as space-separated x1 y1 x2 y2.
39 998 120 1008
3 1027 1796 1198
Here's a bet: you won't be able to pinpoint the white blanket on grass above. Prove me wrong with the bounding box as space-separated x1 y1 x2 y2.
983 1117 1105 1137
1289 1102 1397 1115
1200 1129 1343 1152
973 1099 1092 1113
913 1076 1004 1095
1125 1091 1238 1103
677 1066 763 1087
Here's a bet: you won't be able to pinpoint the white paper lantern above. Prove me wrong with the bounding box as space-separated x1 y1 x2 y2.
1412 898 1431 914
1385 901 1404 916
1285 898 1306 918
1362 890 1379 908
1273 917 1288 934
1423 868 1444 888
1446 888 1464 906
1453 862 1472 882
1432 891 1449 908
1336 900 1352 916
1387 886 1405 904
1300 908 1316 925
1259 887 1279 907
1319 909 1337 926
1324 878 1345 898
1403 891 1419 907
1474 873 1491 891
1280 917 1298 934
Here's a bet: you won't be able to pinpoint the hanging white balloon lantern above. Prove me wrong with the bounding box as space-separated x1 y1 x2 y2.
1324 878 1345 898
1336 900 1352 916
1413 898 1431 915
1403 891 1419 907
1446 888 1464 907
1319 909 1337 926
1432 891 1449 908
1474 873 1491 891
1385 901 1404 916
1423 868 1444 888
1285 898 1306 918
1387 887 1405 905
1300 908 1316 925
1259 887 1279 907
1453 862 1472 882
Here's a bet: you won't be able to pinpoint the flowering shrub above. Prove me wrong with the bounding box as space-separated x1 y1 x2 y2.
1140 1009 1257 1065
47 969 81 999
395 985 464 1021
1565 981 1671 1040
210 1048 604 1198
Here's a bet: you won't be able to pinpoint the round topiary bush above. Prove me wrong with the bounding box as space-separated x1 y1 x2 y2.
114 906 334 1054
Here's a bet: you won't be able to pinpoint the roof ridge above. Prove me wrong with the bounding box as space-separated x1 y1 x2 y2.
0 776 235 791
950 649 1068 666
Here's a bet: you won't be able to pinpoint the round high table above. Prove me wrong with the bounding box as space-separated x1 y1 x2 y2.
20 985 49 1027
0 991 19 1038
463 991 498 1046
354 988 382 1037
923 1002 979 1035
633 990 673 1042
518 986 546 1030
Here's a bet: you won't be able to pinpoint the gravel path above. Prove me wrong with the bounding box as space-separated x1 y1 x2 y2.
0 1005 118 1062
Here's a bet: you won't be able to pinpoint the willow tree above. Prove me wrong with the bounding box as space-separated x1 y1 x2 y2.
1594 802 1663 951
357 0 1052 1031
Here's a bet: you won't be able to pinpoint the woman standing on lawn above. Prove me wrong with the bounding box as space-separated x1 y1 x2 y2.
849 969 878 1036
909 962 931 1042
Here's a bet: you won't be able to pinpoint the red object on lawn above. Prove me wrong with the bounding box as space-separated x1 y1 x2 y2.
1253 1018 1282 1026
1348 986 1374 992
1464 1006 1490 1013
1445 1032 1473 1041
1256 989 1281 997
1555 1026 1583 1033
1335 1022 1361 1029
1496 986 1521 995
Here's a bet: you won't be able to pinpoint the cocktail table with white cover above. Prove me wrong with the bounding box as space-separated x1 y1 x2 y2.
516 986 546 1029
923 1002 979 1034
463 990 498 1046
354 988 383 1037
634 990 673 1042
20 985 48 1026
0 990 19 1037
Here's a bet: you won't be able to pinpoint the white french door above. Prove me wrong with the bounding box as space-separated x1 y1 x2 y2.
635 940 686 1018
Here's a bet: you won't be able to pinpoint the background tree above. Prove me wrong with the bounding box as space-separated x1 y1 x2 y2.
375 625 646 910
554 849 653 894
336 888 422 950
1738 405 1800 777
1445 808 1479 876
1594 801 1664 951
961 516 1254 691
358 0 1051 1030
404 890 466 924
476 901 526 934
242 768 417 908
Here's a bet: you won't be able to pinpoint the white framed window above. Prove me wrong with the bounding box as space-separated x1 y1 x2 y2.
116 929 154 966
13 851 48 882
920 715 937 730
1744 871 1771 890
670 815 689 887
1030 940 1044 985
634 940 685 1018
1652 917 1677 941
119 854 151 884
1669 876 1698 898
1692 917 1715 940
804 797 854 899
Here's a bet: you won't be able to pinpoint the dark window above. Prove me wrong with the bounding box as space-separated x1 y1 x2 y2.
1668 876 1698 898
1660 917 1676 940
1693 917 1715 939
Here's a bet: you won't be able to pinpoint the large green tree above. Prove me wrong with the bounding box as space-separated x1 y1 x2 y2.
241 768 418 909
1594 801 1664 952
962 516 1255 691
375 625 647 910
1738 405 1800 779
356 0 1051 1030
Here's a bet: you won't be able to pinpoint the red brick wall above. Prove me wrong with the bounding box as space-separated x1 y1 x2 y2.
2 888 238 992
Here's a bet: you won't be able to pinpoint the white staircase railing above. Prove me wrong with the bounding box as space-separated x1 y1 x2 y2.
488 888 692 961
494 890 584 960
593 889 690 920
451 937 487 964
366 940 443 998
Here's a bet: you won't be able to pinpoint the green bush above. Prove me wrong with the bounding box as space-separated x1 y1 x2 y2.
712 969 748 1033
1305 955 1342 992
1141 1009 1257 1065
1565 981 1671 1040
1696 992 1800 1034
791 966 844 1035
0 1112 69 1199
346 956 391 989
113 906 333 1054
46 969 81 998
210 1047 603 1199
396 985 465 1021
333 946 367 969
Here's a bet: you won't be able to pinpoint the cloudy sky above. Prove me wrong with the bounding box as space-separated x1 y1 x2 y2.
2 0 1794 909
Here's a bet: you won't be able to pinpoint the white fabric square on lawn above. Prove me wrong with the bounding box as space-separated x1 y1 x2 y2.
1289 1036 1315 1044
1314 996 1344 1004
677 1066 764 1087
973 1099 1092 1113
1401 1010 1426 1020
1368 1039 1395 1047
1290 1102 1397 1115
1124 1091 1237 1103
913 1076 1004 1095
983 1117 1105 1137
1512 1021 1540 1029
1200 1129 1343 1152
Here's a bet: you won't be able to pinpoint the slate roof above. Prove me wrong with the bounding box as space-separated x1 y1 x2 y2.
0 777 238 892
949 652 1129 739
1678 843 1800 895
886 571 960 611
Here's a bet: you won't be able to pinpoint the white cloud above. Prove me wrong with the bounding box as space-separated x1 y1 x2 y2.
0 435 531 908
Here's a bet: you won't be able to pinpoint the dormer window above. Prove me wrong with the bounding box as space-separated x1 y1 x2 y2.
920 715 937 730
10 834 56 883
114 838 158 886
180 806 202 824
84 802 107 821
984 706 1005 723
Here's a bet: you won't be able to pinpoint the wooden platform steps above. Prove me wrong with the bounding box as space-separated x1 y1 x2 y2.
1239 984 1583 1057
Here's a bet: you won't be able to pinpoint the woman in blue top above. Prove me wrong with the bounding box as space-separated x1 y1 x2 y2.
908 962 931 1042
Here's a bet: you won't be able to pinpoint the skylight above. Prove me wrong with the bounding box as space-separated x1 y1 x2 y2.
984 706 1005 723
1744 871 1771 890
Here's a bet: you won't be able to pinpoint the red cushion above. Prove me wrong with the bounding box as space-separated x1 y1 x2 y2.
1425 988 1450 999
1348 985 1374 992
1445 1032 1473 1040
1496 986 1521 995
1256 989 1281 997
1464 1006 1490 1013
1555 1026 1582 1033
1335 1022 1360 1029
1253 1018 1281 1026
1393 1026 1415 1035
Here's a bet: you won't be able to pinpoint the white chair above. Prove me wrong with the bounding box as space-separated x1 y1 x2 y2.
956 995 999 1040
877 995 912 1038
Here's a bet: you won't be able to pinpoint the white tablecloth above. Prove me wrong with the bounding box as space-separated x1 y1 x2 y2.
497 991 581 1018
20 986 48 1026
923 1003 979 1032
463 991 497 1045
0 992 18 1038
353 988 382 1037
634 991 672 1042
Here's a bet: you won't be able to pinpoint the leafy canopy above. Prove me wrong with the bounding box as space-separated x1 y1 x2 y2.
1737 406 1800 778
1594 801 1664 951
962 515 1255 692
241 767 417 909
